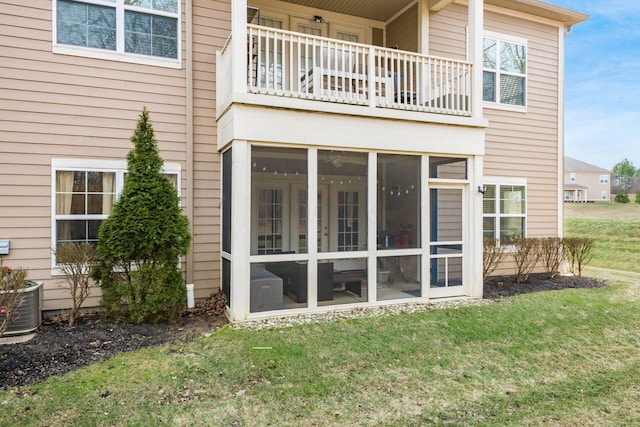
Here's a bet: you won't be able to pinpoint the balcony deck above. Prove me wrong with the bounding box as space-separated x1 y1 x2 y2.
219 25 473 118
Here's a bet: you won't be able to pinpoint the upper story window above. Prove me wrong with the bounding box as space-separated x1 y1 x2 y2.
570 172 576 182
55 0 179 61
599 175 609 184
483 33 527 107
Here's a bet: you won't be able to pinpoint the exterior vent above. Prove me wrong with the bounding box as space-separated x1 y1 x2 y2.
1 281 43 336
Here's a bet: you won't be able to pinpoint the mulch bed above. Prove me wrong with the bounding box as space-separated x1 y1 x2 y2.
0 275 607 389
483 272 608 299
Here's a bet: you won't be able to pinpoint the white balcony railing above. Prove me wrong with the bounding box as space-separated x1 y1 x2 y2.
243 24 472 116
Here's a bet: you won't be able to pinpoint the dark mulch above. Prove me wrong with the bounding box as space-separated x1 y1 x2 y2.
0 292 228 390
483 272 608 300
0 275 607 389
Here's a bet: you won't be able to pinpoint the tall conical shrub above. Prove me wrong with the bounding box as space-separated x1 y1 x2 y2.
93 108 191 323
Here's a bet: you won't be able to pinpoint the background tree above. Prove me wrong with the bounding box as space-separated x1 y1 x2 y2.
612 158 636 191
615 189 630 203
92 108 191 323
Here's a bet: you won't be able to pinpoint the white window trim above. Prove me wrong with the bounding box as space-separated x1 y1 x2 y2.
52 0 182 69
482 31 528 112
51 158 182 274
483 177 528 246
599 174 609 184
570 172 576 182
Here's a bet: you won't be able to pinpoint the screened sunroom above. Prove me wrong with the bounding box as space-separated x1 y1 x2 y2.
221 139 484 321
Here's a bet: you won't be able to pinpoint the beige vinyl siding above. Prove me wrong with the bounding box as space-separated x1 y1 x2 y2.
386 4 418 52
191 0 230 298
1 1 189 310
429 5 562 238
428 4 562 276
428 2 467 61
483 10 561 239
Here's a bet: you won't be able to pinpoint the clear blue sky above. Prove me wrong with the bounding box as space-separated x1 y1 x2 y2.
546 0 640 171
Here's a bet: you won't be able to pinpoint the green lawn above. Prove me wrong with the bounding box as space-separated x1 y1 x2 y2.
565 202 640 273
2 267 640 426
2 202 639 426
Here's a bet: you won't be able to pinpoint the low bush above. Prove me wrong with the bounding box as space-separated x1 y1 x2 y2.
0 267 27 337
539 237 563 279
563 237 595 277
483 238 505 280
615 189 630 203
54 242 95 327
512 237 540 283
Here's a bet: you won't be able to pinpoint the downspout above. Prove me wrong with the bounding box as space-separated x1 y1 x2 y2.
557 26 565 239
185 0 195 284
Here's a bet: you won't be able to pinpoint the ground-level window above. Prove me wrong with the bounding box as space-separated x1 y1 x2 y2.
483 180 526 243
601 191 608 200
52 158 181 265
55 170 118 247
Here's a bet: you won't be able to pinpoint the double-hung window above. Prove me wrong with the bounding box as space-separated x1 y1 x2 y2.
483 32 527 107
55 169 118 248
483 181 527 244
52 158 180 266
55 0 180 62
599 175 609 184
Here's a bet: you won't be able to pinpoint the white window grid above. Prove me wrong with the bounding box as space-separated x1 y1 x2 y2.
482 180 527 244
52 0 181 67
483 32 527 108
51 158 181 268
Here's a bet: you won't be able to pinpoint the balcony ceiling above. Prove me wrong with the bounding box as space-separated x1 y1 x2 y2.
277 0 588 27
280 0 416 22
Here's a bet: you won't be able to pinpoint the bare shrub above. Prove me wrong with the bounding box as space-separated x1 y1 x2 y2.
539 237 563 279
0 267 27 337
483 238 506 280
512 237 541 284
54 243 95 327
563 237 595 277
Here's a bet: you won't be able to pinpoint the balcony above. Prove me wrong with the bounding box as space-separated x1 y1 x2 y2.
218 25 473 118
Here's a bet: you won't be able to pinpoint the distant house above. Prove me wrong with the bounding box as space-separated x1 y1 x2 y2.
564 157 612 202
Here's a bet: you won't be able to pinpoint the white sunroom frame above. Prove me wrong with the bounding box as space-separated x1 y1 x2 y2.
224 141 485 322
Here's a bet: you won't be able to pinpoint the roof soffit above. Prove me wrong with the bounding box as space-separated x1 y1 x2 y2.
484 0 588 27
